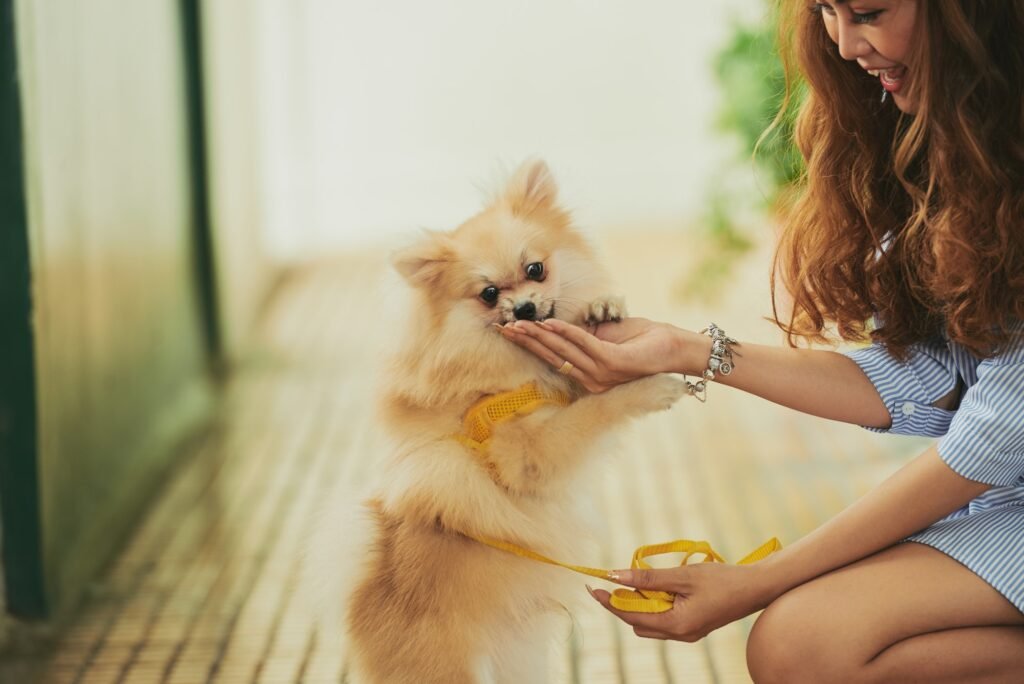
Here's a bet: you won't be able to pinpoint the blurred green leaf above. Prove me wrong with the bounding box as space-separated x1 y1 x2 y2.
679 8 803 303
714 18 804 196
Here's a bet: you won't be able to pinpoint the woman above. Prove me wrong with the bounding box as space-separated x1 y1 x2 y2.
502 1 1024 681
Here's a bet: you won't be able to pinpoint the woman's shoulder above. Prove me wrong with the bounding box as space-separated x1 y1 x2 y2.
945 320 1024 367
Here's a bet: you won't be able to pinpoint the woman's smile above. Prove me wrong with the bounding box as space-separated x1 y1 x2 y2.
866 66 908 94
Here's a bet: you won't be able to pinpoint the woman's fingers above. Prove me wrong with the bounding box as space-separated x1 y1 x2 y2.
504 322 599 377
500 327 595 386
633 628 671 640
500 325 560 365
606 567 687 594
536 318 608 357
586 585 681 633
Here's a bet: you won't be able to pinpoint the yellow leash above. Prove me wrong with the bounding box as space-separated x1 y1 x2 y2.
471 534 781 613
452 383 782 613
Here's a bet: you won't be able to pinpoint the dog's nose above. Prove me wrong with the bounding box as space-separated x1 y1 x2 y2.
513 301 537 321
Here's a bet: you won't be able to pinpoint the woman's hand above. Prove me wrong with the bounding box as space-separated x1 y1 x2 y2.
500 317 697 393
588 562 777 642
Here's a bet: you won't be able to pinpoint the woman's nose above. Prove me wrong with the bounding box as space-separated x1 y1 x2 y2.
835 22 872 61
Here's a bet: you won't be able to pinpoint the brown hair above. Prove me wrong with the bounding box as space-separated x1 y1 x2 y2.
772 0 1024 357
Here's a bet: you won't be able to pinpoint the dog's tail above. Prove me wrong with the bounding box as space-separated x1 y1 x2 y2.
297 490 379 681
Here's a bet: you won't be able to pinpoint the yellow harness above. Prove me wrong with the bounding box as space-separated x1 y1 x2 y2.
452 381 572 453
452 382 782 613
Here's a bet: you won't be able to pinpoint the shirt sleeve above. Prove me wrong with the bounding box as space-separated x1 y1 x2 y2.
937 359 1024 486
844 339 958 436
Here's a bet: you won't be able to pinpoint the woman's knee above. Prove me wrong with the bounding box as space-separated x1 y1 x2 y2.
746 589 854 684
747 594 804 683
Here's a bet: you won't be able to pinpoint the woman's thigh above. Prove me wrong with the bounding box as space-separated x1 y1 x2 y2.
746 542 1024 683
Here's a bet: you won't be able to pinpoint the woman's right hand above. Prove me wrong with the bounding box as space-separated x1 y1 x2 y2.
587 558 779 643
501 317 701 393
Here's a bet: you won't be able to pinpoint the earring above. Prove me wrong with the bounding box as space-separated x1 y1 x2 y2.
880 88 889 104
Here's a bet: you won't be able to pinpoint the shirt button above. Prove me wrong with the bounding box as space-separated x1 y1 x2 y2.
901 402 916 416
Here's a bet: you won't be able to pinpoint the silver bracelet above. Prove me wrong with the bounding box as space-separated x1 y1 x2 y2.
684 323 738 402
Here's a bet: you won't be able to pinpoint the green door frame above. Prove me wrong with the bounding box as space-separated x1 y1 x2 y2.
0 0 220 619
0 0 47 618
180 0 222 367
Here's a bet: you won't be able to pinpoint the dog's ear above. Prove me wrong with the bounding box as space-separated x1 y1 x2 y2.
391 231 455 287
502 159 559 217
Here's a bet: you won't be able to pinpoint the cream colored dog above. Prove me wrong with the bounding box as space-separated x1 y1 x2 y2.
344 160 685 683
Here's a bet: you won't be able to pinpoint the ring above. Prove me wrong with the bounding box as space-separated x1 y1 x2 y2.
557 360 574 375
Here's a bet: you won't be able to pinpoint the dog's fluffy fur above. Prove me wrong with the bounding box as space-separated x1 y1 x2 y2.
344 160 685 683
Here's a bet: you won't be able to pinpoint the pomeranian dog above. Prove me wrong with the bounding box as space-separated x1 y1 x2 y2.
344 160 685 683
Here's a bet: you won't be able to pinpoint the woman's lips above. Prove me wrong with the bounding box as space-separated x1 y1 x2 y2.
867 67 907 94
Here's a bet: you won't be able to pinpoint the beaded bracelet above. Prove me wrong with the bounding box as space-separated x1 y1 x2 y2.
684 323 739 402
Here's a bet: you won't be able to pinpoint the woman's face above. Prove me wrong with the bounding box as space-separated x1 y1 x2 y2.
814 1 919 113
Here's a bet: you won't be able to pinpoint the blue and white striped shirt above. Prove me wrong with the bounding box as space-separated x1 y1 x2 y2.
845 321 1024 611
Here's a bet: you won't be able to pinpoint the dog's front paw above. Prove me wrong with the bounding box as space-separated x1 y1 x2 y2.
601 373 688 416
627 373 688 412
585 296 627 326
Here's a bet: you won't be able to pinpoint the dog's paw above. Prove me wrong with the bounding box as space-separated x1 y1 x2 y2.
623 373 688 413
597 373 688 417
584 296 627 326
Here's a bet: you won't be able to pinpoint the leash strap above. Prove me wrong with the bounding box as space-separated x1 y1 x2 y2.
452 383 781 612
471 534 782 613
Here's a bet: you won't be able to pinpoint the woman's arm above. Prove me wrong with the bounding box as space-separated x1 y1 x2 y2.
671 327 891 428
753 444 987 597
504 318 891 428
590 445 990 641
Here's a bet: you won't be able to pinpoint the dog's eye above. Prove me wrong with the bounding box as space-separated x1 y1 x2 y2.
525 262 545 281
479 286 499 305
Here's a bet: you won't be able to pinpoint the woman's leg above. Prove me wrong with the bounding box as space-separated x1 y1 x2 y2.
746 542 1024 683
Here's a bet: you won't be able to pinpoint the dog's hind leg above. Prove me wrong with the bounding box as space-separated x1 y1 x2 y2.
346 628 481 684
487 613 563 684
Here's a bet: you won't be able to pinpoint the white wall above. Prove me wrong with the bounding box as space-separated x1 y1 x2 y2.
254 0 768 259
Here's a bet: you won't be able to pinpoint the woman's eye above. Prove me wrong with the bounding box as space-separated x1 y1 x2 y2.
852 10 882 24
811 3 880 24
525 262 545 280
479 286 499 305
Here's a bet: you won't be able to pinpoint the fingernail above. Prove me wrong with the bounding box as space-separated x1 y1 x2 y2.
536 320 552 329
607 570 631 583
585 584 597 598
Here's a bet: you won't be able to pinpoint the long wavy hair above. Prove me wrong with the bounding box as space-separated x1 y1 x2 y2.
772 0 1024 357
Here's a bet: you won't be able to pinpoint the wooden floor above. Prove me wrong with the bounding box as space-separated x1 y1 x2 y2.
5 231 926 683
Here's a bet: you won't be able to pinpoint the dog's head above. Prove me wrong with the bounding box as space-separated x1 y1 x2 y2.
392 159 605 333
385 160 611 406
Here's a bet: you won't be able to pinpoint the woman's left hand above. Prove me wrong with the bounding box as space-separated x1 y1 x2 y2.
588 561 776 641
500 317 687 393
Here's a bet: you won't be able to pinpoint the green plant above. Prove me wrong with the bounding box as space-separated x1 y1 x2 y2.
714 20 804 196
678 9 804 302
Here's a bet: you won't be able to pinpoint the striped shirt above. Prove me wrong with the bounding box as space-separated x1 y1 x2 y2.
845 320 1024 612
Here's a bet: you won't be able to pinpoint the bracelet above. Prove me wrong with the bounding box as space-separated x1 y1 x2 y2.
684 323 738 402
